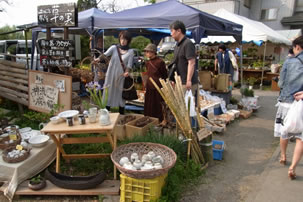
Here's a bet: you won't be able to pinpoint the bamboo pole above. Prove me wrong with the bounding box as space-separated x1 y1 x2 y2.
150 76 205 164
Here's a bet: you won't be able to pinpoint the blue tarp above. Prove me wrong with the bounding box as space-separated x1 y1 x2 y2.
31 0 243 69
92 0 242 43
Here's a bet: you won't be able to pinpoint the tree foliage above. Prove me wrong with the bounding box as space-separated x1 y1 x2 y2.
0 25 25 40
77 0 98 11
144 0 156 4
130 36 151 53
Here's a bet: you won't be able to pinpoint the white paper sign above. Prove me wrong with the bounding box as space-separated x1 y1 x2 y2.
54 80 65 92
30 84 59 111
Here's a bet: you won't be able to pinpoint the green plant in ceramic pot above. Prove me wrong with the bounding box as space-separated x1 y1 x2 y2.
28 174 46 190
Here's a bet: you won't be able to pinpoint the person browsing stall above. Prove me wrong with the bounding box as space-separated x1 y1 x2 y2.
169 20 199 95
214 44 237 78
143 44 168 122
103 31 134 115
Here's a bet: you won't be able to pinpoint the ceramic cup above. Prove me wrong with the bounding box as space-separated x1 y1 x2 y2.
66 117 73 126
88 114 97 123
78 114 86 125
89 107 98 115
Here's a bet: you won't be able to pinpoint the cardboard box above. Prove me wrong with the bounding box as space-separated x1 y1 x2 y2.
125 116 159 138
113 114 144 140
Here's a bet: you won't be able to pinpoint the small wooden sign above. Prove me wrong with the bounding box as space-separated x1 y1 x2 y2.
37 3 78 27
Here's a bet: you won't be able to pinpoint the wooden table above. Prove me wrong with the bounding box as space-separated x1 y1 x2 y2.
41 113 120 179
242 69 270 81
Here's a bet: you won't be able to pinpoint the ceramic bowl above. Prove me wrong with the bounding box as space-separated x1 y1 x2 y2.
50 116 62 124
58 110 79 120
29 135 50 147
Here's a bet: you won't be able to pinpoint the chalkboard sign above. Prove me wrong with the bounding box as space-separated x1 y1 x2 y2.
41 58 72 67
37 3 78 27
39 39 73 67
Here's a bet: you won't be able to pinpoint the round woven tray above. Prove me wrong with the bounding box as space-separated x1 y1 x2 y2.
111 142 177 179
0 134 21 150
2 146 31 163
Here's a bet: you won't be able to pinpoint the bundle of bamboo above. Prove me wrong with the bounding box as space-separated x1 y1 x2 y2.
150 73 205 164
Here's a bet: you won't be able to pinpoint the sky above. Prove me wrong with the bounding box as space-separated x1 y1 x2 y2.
0 0 147 27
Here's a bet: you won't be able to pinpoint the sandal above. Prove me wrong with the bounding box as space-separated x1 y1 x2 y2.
288 168 296 180
279 157 286 165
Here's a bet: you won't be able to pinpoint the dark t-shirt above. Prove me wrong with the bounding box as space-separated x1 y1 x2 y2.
173 37 198 84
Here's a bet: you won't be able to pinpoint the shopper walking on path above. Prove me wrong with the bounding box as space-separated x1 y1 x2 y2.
169 20 199 95
103 31 134 114
274 35 303 179
143 43 167 122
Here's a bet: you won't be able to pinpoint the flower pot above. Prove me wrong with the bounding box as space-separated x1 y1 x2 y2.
28 177 46 191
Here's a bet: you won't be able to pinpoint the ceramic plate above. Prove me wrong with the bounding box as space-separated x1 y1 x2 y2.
58 110 79 119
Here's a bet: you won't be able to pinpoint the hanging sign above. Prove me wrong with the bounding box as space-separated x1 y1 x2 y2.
37 3 78 27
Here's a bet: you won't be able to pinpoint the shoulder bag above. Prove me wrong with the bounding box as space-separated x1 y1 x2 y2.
116 46 138 101
168 47 180 82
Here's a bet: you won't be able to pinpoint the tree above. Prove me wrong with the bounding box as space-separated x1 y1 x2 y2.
0 0 11 12
130 36 151 53
77 0 98 11
0 25 24 40
144 0 156 4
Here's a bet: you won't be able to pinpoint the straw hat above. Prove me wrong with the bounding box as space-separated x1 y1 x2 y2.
144 43 157 53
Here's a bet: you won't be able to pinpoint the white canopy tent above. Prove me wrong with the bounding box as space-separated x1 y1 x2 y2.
201 9 291 45
201 9 291 87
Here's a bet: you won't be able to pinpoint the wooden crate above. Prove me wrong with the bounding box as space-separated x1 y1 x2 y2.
125 117 159 138
239 109 253 119
113 114 144 140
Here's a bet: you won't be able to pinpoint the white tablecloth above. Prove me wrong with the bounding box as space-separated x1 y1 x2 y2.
0 139 56 201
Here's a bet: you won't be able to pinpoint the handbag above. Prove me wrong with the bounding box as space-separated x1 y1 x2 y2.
167 48 180 82
116 46 138 101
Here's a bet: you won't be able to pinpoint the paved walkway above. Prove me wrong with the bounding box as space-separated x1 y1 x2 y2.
247 139 303 202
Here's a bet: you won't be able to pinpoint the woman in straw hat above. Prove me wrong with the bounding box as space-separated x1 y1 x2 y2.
143 43 167 122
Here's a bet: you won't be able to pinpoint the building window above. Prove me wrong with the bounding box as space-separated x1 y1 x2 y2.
244 0 251 8
295 0 303 15
260 8 278 20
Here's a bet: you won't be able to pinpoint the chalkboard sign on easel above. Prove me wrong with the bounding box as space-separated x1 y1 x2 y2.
37 3 78 27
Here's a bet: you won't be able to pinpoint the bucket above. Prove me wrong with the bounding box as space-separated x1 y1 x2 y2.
199 134 213 164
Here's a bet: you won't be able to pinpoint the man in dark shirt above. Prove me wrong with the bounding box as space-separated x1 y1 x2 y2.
169 20 199 95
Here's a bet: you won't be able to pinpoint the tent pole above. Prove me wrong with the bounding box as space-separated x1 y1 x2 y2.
240 44 243 86
103 30 105 53
260 42 267 90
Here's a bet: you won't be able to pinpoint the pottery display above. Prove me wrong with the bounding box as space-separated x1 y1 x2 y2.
99 109 111 126
119 156 129 166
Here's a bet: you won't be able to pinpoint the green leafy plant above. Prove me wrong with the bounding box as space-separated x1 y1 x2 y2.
30 175 44 185
246 77 257 86
241 88 254 97
86 81 108 109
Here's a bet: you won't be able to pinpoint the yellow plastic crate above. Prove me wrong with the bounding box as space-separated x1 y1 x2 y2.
120 173 167 202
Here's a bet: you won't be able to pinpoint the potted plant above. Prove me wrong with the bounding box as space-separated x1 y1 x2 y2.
246 77 257 89
28 175 46 190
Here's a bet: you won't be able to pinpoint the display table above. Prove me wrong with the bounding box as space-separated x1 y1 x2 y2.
242 69 270 80
0 140 56 200
41 113 120 179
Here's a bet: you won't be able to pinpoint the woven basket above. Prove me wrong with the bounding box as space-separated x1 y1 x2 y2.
0 133 21 150
2 146 31 163
111 142 177 179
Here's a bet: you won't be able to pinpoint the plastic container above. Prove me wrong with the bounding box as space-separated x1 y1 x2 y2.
212 140 224 160
120 173 167 202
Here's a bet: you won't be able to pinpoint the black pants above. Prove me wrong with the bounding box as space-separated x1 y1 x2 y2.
106 106 125 115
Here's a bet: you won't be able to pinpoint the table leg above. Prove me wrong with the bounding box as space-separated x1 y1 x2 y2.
113 131 117 180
